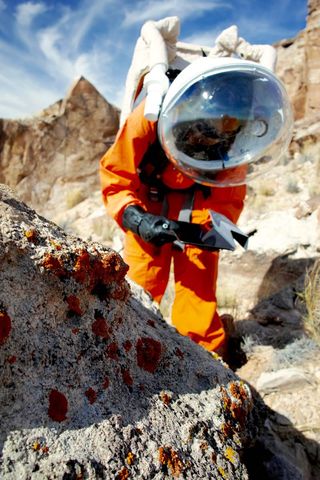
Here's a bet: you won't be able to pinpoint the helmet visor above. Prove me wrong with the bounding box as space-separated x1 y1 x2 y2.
158 64 293 186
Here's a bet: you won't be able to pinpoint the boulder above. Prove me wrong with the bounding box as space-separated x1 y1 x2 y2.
0 184 263 479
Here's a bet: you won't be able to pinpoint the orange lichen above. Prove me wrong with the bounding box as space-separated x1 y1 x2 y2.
88 252 129 294
136 337 162 373
42 445 49 454
42 253 66 278
220 382 253 430
0 311 11 345
126 452 135 466
200 442 208 451
116 467 130 480
72 249 91 284
66 295 82 316
85 387 97 404
229 381 249 401
48 389 68 422
159 446 184 477
92 317 110 339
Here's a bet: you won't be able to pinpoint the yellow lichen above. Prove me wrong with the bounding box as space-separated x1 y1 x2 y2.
218 466 228 478
224 446 238 465
32 441 41 451
126 451 135 466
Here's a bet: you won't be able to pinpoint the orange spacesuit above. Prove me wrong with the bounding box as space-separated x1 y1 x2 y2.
100 99 246 353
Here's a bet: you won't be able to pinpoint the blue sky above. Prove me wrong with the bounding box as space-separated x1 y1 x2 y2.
0 0 307 119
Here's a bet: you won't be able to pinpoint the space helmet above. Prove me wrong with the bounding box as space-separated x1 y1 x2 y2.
157 57 293 187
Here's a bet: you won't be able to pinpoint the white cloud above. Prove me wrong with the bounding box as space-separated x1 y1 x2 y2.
37 27 74 79
15 1 47 28
69 0 116 51
123 0 229 26
0 0 6 12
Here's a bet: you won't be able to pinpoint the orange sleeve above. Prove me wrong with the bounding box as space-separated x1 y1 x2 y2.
99 100 157 227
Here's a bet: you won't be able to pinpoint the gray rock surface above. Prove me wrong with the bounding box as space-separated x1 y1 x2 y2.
0 184 263 479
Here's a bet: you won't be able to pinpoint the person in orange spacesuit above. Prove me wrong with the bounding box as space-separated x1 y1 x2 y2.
100 56 292 355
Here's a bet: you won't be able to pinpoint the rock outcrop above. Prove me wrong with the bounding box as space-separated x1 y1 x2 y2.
0 184 264 479
276 0 319 120
0 77 119 217
276 0 320 154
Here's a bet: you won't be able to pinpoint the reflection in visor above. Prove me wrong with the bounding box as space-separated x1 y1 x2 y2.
158 62 293 187
172 116 242 163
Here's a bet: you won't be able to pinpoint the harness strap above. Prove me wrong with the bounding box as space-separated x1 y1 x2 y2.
178 186 196 222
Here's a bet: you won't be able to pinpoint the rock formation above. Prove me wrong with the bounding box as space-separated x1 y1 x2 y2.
276 0 320 154
0 184 265 479
276 0 319 119
0 77 119 218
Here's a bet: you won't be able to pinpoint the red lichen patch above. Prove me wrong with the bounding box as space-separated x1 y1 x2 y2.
121 368 133 387
92 317 110 339
159 446 184 477
174 348 184 359
24 229 38 243
160 392 172 405
110 283 129 301
85 387 97 404
42 445 49 454
71 249 129 302
72 328 80 335
102 377 110 389
136 337 162 373
48 389 68 422
7 355 17 364
72 249 91 284
147 319 155 328
42 253 66 278
88 252 127 288
106 342 119 360
66 295 82 316
116 467 130 480
0 311 11 346
123 340 132 352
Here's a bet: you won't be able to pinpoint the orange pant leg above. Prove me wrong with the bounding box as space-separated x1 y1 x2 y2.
171 245 225 353
123 230 172 304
